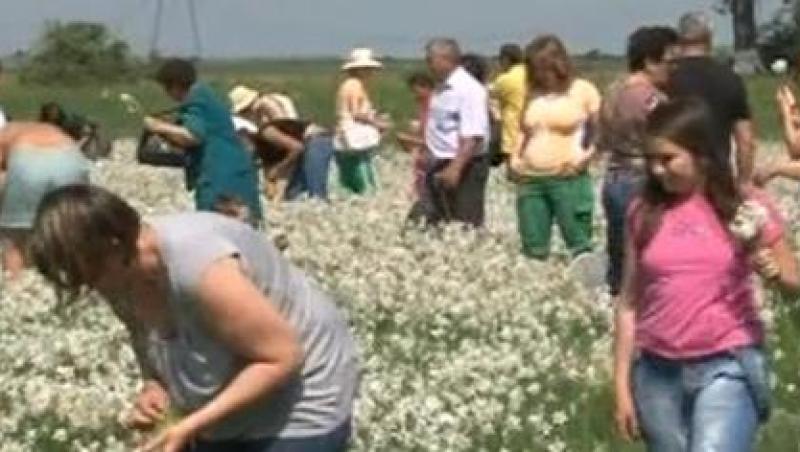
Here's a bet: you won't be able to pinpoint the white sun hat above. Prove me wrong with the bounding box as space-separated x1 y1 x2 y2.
228 85 260 114
341 48 383 71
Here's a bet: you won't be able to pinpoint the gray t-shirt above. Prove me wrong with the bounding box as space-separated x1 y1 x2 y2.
146 212 358 440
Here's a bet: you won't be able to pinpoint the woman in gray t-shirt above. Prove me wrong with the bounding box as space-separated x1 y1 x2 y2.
29 185 358 452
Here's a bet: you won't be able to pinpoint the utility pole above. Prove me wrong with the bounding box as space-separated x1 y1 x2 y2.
149 0 203 62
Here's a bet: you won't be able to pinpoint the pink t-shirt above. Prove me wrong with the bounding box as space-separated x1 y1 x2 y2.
629 190 784 359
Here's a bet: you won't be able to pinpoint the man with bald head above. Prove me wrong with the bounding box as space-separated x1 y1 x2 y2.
0 122 89 279
409 38 490 228
667 11 755 182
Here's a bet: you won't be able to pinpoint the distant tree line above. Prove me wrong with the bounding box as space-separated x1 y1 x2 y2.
19 21 143 85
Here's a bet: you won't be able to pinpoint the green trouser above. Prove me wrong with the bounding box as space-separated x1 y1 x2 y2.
516 171 594 259
334 148 377 194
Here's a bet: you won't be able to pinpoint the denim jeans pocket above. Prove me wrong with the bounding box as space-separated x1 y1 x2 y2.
731 347 772 423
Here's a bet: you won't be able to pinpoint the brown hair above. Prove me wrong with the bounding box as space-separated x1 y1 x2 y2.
632 98 742 251
155 58 197 91
29 185 141 299
525 35 575 94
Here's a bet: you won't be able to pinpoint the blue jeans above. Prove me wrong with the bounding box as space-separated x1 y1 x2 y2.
633 350 766 452
185 419 351 452
601 168 642 296
286 135 335 200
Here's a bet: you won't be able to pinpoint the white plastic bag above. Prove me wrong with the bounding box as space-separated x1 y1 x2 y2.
333 119 381 151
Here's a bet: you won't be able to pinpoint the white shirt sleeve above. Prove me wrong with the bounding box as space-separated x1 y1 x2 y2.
0 108 7 129
458 88 488 139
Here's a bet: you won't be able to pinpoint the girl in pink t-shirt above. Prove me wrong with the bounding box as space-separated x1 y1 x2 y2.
613 98 799 452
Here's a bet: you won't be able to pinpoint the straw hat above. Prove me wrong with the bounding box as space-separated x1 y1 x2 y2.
341 48 383 71
228 85 259 114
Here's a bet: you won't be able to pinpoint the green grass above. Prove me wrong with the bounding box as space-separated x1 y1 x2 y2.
0 57 787 142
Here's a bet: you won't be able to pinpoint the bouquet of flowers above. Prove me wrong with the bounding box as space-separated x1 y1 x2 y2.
729 200 779 279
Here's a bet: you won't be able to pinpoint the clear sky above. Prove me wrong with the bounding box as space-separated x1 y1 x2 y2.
0 0 786 58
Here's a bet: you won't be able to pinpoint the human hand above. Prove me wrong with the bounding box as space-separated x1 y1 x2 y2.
614 390 640 442
138 419 194 452
266 167 280 182
560 159 584 177
126 380 170 431
143 116 162 133
752 247 780 281
436 163 462 190
374 113 393 132
752 165 776 187
777 85 799 121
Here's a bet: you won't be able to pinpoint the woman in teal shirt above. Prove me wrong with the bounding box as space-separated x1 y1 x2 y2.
144 58 263 224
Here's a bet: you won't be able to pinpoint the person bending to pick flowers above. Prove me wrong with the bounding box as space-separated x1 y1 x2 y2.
29 185 358 452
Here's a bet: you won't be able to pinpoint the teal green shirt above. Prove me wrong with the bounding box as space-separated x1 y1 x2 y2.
179 82 262 220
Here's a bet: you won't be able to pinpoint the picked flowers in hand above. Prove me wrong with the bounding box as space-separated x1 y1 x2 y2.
729 200 768 248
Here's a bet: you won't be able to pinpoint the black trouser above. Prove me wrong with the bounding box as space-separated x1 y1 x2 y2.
406 154 489 228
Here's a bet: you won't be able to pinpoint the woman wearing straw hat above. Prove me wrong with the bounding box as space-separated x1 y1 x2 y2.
230 85 334 202
333 48 391 194
230 86 299 124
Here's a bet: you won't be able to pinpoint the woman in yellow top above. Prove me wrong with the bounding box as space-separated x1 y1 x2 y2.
333 48 391 194
510 35 601 259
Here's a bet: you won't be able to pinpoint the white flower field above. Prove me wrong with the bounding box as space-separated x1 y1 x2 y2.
2 142 800 451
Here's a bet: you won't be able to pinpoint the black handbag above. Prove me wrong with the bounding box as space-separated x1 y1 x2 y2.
136 130 186 168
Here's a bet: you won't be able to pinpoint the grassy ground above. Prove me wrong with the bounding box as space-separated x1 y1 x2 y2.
0 57 789 141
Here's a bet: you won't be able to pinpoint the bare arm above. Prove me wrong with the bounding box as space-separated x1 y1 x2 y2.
450 136 482 172
613 233 639 441
145 116 200 149
579 112 601 164
767 160 800 182
260 125 305 176
776 85 800 159
765 237 800 294
178 258 303 438
733 119 756 182
106 297 158 381
781 117 800 159
396 132 424 153
0 129 11 171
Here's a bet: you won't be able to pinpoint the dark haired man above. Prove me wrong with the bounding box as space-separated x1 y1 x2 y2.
144 58 262 224
599 26 678 300
667 11 755 182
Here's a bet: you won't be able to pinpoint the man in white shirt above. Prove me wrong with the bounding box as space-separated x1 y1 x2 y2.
408 38 490 228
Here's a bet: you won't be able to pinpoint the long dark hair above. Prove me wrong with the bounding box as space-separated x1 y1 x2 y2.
633 97 742 250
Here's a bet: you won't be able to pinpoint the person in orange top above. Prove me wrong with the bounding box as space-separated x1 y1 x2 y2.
510 35 601 259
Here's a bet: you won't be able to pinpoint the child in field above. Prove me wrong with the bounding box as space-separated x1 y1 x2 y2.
396 72 434 199
613 98 799 452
